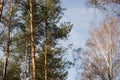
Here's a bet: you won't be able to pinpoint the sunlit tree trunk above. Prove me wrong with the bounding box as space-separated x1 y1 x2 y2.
44 43 47 80
2 0 12 80
44 44 47 80
29 0 36 80
0 0 4 21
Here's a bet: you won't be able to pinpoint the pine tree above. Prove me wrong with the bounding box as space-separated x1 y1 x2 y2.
1 0 73 80
0 0 20 79
3 0 12 80
34 0 73 80
0 59 3 79
29 0 36 80
36 23 72 80
6 61 21 80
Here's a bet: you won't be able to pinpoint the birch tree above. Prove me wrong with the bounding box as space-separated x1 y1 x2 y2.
87 0 120 16
81 16 120 80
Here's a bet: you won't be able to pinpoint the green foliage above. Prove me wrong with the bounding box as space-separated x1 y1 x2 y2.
56 22 73 39
36 48 69 80
34 1 73 80
0 59 3 78
6 62 20 80
0 0 73 80
31 0 73 80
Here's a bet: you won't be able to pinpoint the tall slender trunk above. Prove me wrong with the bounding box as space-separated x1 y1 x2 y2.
44 21 48 80
28 39 31 80
108 48 113 80
28 53 31 80
29 0 36 80
2 0 12 80
0 0 4 21
24 39 28 80
108 26 113 80
44 48 47 80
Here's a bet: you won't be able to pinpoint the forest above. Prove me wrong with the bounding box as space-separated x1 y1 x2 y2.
0 0 120 80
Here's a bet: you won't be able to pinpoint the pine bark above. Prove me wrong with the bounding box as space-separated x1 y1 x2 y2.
29 0 36 80
44 44 47 80
0 0 4 21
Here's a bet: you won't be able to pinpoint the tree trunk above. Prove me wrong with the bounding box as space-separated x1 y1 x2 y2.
44 45 47 80
44 21 49 80
0 0 4 21
44 36 47 80
24 39 28 80
2 0 12 80
28 53 31 80
108 47 114 80
108 26 114 80
29 0 36 80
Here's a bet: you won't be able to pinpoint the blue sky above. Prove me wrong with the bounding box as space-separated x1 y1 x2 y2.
61 0 104 80
61 0 103 48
